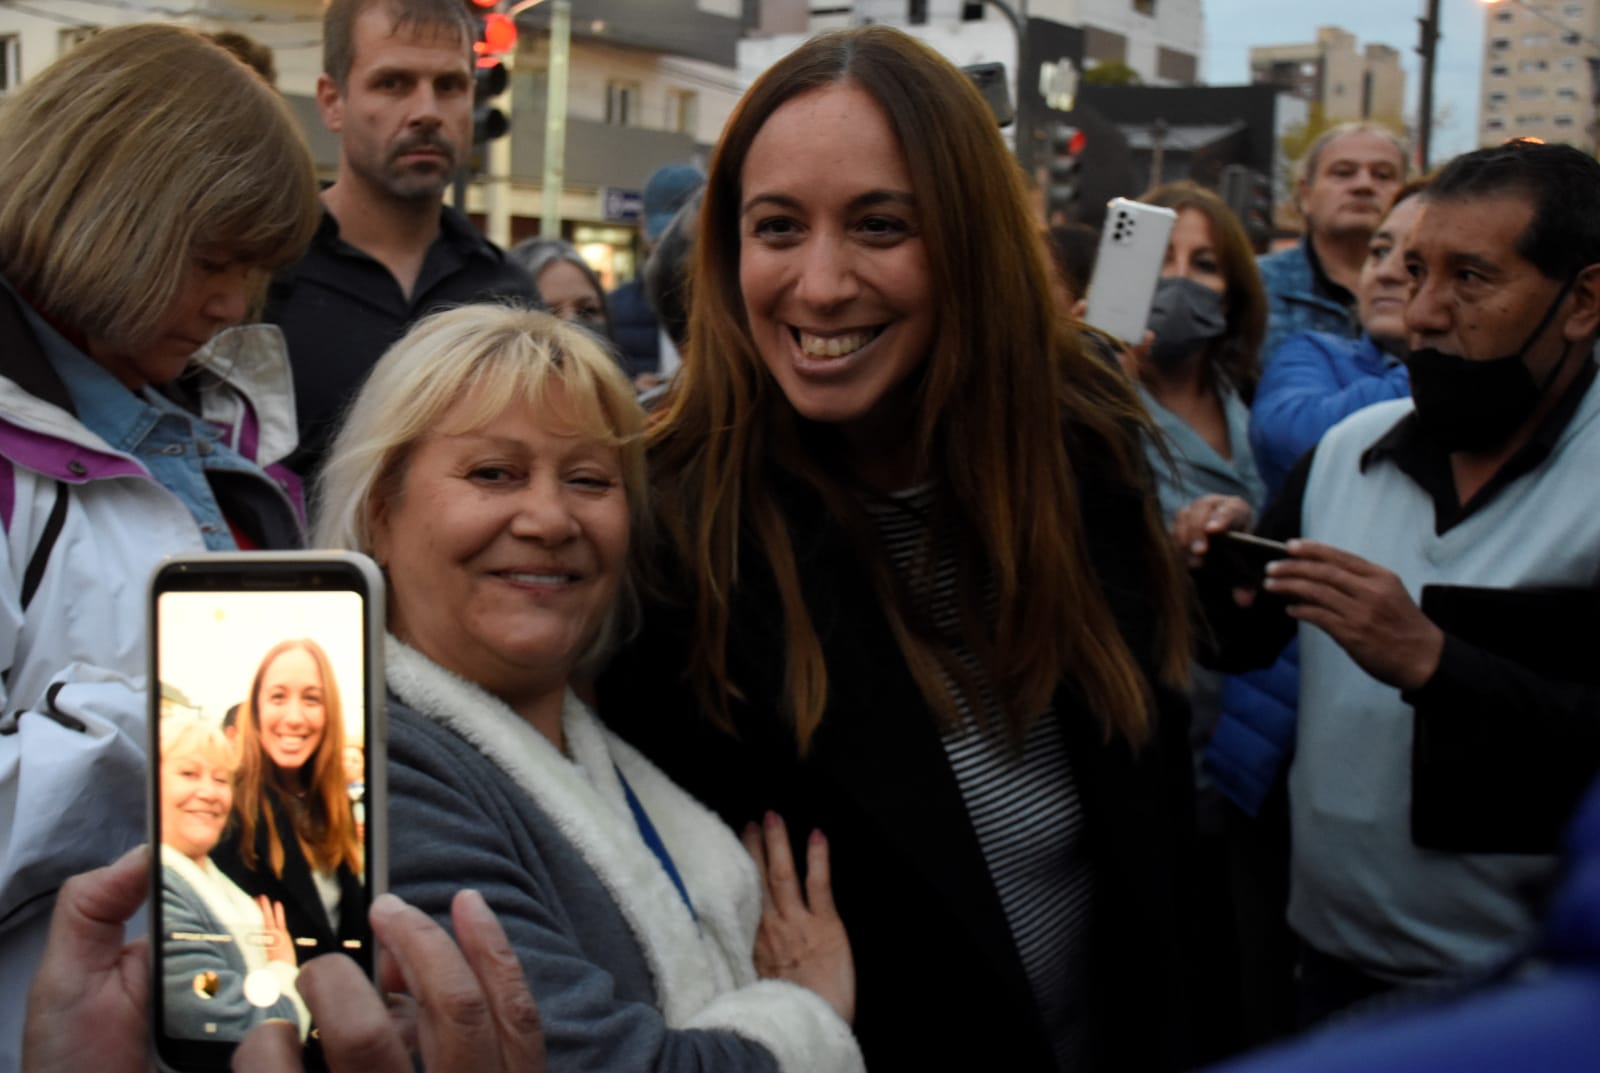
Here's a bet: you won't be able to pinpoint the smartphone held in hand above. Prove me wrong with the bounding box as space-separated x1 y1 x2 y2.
147 552 386 1073
1213 531 1290 589
1082 197 1178 345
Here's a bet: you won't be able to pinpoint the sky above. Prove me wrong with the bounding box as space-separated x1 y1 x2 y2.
1201 0 1491 160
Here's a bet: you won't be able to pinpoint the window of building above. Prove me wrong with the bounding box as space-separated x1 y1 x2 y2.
960 2 984 18
1522 32 1550 47
908 0 927 23
1491 36 1511 51
666 88 698 135
1133 0 1156 14
1518 84 1547 98
0 35 17 93
1519 58 1549 72
1557 85 1580 100
1555 113 1576 127
1491 63 1510 77
1564 2 1584 16
1560 56 1579 72
1488 90 1508 106
1561 30 1581 46
1495 7 1514 20
1486 117 1506 132
1515 113 1545 124
58 25 99 53
605 80 641 126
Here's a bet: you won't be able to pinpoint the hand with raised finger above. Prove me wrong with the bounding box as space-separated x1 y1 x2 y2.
742 811 856 1025
236 890 545 1073
1263 539 1445 690
258 895 296 967
21 846 150 1073
1172 494 1254 568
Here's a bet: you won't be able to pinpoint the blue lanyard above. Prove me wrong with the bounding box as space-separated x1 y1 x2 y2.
615 765 698 923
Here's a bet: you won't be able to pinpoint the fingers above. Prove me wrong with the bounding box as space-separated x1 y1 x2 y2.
803 829 837 920
450 890 546 1073
294 954 411 1073
760 812 805 917
741 821 774 914
368 893 497 1073
40 846 150 976
233 1019 304 1072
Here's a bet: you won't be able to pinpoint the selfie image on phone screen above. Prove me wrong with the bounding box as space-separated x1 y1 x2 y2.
149 554 383 1072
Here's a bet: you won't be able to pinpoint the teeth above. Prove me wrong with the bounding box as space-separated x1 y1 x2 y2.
505 572 570 585
799 330 874 357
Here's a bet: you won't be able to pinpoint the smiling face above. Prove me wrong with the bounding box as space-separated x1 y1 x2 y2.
85 253 259 389
371 389 631 713
738 81 935 444
317 5 472 202
161 747 233 863
255 646 328 772
1357 195 1423 352
1299 130 1406 242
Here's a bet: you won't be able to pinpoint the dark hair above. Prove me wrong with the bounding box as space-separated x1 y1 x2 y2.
1426 140 1600 282
642 189 703 348
1045 223 1101 302
207 29 277 85
1140 181 1268 400
323 0 472 88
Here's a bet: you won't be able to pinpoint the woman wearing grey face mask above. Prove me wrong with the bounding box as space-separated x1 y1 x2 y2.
1125 182 1268 524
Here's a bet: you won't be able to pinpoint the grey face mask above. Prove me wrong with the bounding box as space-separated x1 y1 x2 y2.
1145 276 1227 370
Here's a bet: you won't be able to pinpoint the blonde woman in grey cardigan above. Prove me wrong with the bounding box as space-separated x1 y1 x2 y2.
314 305 862 1073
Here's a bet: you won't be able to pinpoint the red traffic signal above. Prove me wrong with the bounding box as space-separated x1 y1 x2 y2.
475 12 517 57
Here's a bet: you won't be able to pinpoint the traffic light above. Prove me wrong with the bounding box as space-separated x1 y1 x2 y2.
1220 164 1273 253
1046 123 1087 224
473 58 509 146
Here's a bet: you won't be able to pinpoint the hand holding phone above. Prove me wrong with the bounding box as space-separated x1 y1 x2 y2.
1083 197 1178 345
148 552 385 1073
1212 531 1290 589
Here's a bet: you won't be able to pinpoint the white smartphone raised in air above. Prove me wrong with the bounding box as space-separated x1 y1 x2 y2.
148 551 385 1073
1083 197 1179 345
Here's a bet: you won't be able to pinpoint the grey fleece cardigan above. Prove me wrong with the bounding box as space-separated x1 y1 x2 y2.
384 641 863 1073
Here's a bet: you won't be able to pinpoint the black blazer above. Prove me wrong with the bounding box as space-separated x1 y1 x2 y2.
212 787 368 969
599 466 1197 1072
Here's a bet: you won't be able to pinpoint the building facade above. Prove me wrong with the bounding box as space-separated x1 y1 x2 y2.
0 0 747 284
1249 26 1404 125
1478 0 1599 152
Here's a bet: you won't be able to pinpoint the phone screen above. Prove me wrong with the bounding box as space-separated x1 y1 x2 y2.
148 553 384 1072
1213 531 1290 589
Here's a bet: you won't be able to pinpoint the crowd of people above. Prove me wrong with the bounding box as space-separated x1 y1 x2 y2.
2 2 1598 1072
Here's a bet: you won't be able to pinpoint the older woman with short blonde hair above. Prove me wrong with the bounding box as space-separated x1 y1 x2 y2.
315 304 863 1073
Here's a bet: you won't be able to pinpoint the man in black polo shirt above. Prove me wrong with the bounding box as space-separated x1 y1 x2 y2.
266 0 534 478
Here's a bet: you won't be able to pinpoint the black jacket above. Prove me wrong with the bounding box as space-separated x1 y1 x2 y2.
599 464 1196 1072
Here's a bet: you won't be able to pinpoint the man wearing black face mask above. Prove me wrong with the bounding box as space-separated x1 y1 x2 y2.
1177 140 1600 1027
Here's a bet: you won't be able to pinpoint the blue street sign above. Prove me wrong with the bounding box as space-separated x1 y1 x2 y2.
602 187 644 222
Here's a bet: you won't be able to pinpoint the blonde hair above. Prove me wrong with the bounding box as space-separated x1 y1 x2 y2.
650 26 1192 751
0 24 318 354
313 304 648 669
159 716 236 773
232 639 361 877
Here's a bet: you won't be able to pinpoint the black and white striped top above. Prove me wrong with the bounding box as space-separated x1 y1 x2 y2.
861 484 1095 1073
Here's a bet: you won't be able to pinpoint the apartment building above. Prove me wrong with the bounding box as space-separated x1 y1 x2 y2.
1249 25 1405 125
1479 0 1599 152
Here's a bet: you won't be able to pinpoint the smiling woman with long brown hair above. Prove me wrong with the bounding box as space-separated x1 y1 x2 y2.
599 24 1198 1073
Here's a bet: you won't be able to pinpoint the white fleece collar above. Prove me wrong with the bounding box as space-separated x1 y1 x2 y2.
383 638 758 1025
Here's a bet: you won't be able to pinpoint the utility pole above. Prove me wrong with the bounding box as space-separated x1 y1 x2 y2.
1417 0 1441 170
541 0 570 239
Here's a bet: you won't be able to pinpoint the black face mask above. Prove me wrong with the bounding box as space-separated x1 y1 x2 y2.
1405 277 1576 453
1145 276 1228 371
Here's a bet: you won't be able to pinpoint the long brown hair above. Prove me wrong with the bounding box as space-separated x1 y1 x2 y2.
1140 181 1267 401
647 26 1192 751
232 639 362 877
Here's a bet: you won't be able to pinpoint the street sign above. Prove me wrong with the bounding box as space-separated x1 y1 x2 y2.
601 186 644 223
